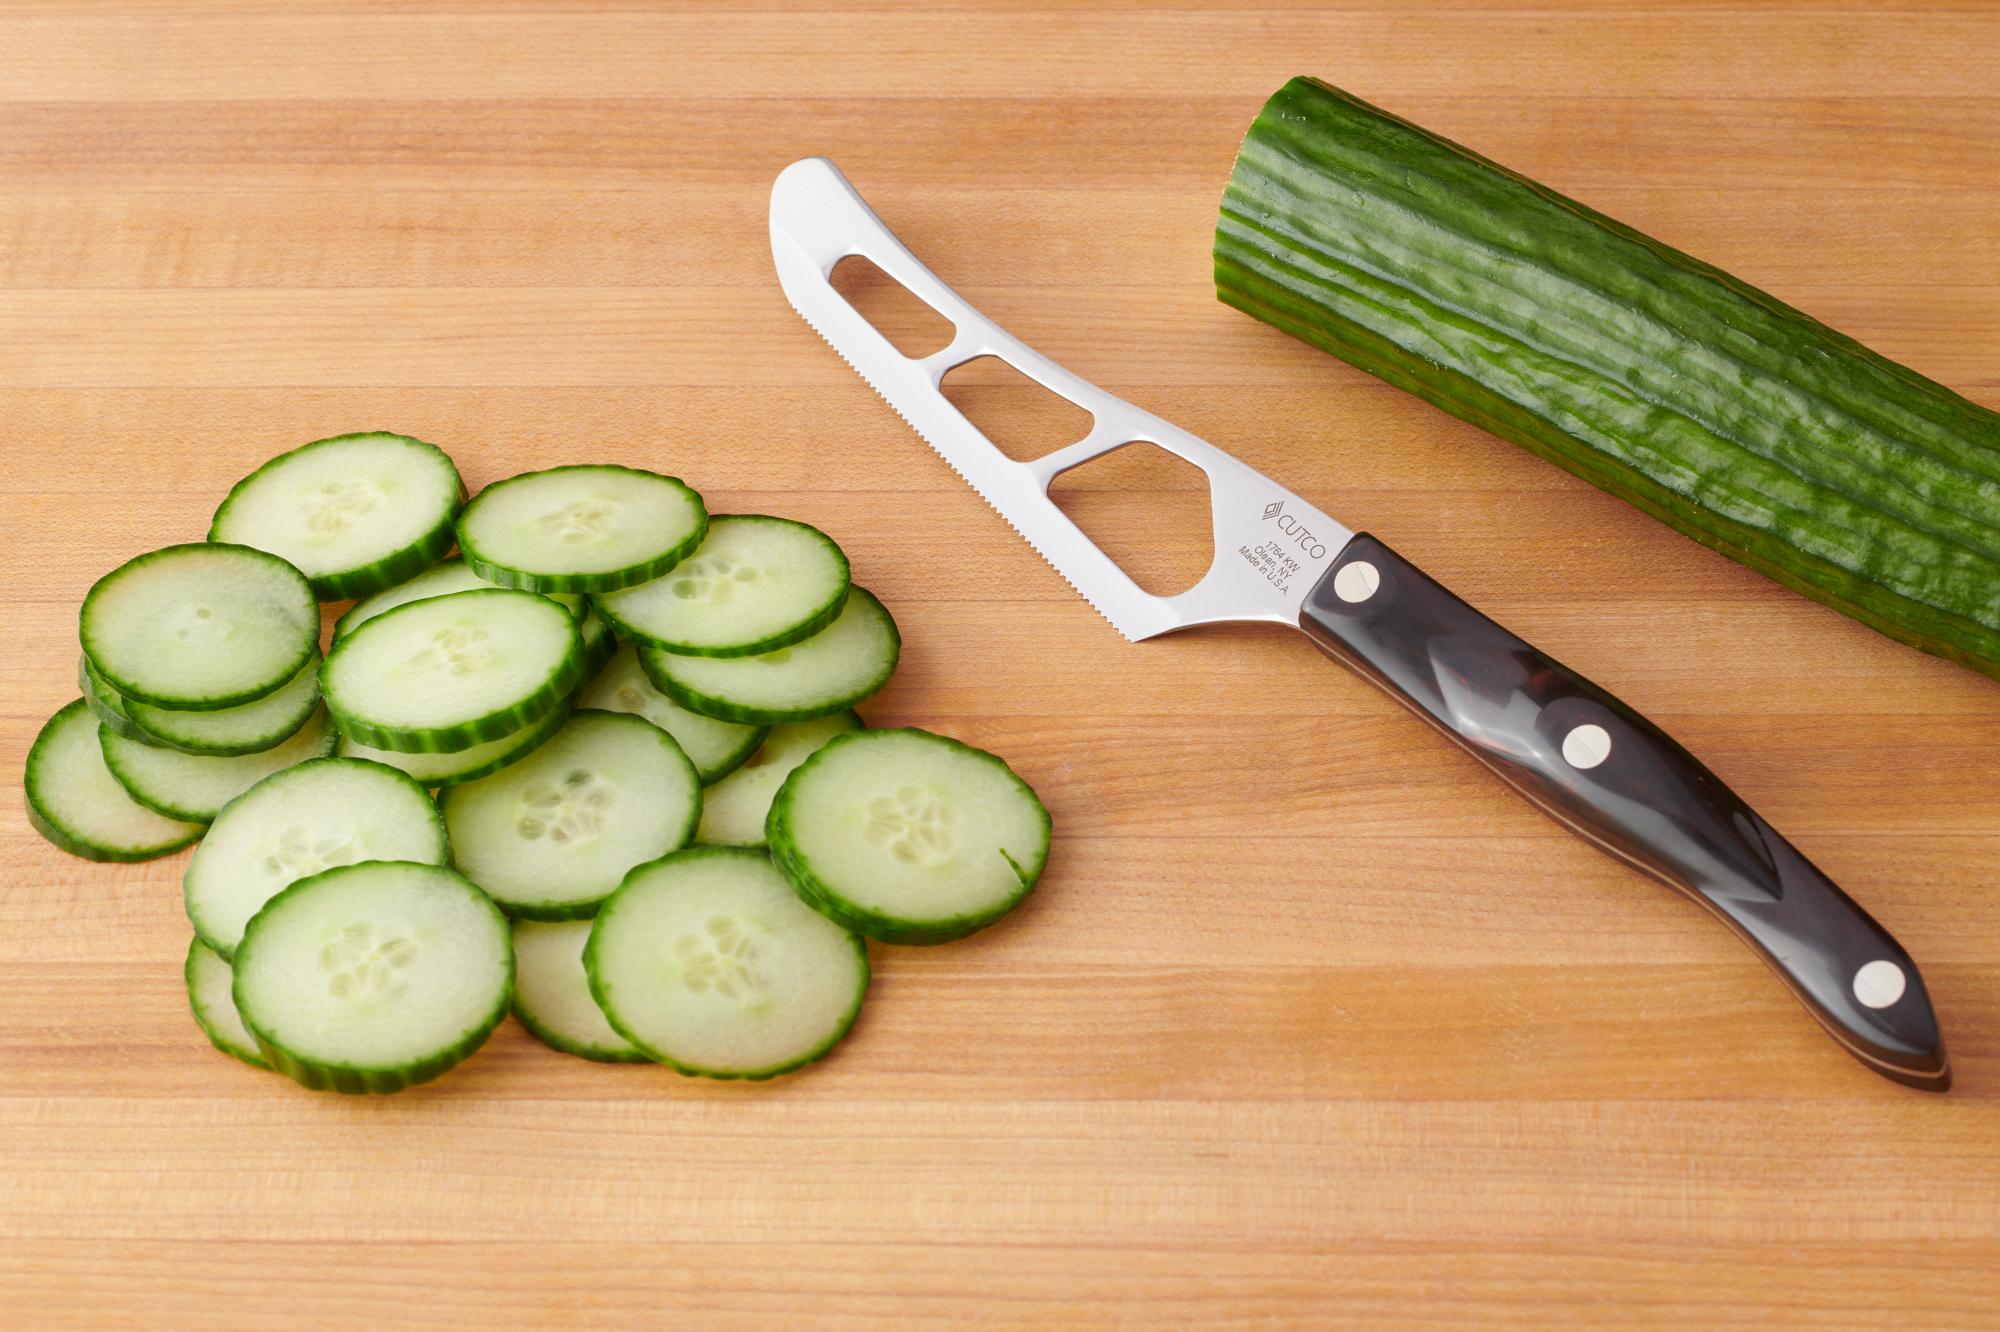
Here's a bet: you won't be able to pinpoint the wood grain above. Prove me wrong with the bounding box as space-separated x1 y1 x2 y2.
2 2 1997 1326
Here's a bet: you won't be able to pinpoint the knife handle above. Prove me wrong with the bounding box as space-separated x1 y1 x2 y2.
1299 534 1948 1091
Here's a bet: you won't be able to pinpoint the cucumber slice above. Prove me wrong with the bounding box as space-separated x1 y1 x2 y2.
512 919 645 1063
593 515 849 657
696 711 862 846
578 603 617 676
81 542 318 710
333 557 585 642
639 587 899 725
456 465 706 594
185 937 269 1070
232 860 512 1093
210 432 464 600
24 700 203 862
768 728 1050 945
122 651 321 757
586 847 868 1080
78 654 157 745
336 693 575 788
441 709 700 920
183 756 449 958
100 706 338 823
321 588 584 753
579 641 763 784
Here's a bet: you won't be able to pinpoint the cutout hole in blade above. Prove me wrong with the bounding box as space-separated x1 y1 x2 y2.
939 355 1095 462
1049 442 1213 597
829 255 956 359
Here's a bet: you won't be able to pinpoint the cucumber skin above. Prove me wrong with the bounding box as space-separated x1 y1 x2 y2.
765 729 1052 947
1215 77 2000 681
637 588 901 726
335 692 577 788
101 707 339 823
590 516 852 659
78 655 161 746
81 543 319 711
121 653 323 757
457 464 709 595
320 590 587 754
233 862 513 1094
584 846 870 1081
511 1005 651 1065
208 432 465 602
184 938 270 1071
25 700 205 863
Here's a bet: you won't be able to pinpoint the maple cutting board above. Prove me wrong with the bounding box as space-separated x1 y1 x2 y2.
3 2 1996 1326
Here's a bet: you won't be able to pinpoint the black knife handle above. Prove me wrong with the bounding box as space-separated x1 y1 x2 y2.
1300 534 1948 1091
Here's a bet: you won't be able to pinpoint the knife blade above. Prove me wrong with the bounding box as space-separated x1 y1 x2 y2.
769 156 1950 1093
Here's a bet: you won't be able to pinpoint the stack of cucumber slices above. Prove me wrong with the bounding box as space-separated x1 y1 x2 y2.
26 432 1051 1092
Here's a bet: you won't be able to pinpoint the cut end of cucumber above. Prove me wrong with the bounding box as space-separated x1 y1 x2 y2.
210 432 464 601
593 514 849 657
442 708 701 920
640 586 899 726
579 641 764 784
183 755 449 958
696 710 862 846
25 700 205 862
185 937 270 1070
81 542 318 711
233 860 512 1094
512 919 646 1063
769 728 1050 945
321 588 584 753
457 465 707 594
587 847 868 1080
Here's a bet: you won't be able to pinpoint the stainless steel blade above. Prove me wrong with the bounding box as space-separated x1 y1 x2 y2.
769 157 1353 641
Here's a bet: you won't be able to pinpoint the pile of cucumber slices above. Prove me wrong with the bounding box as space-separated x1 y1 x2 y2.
28 432 1051 1091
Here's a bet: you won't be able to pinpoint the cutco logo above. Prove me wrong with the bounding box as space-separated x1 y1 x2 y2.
1261 499 1328 560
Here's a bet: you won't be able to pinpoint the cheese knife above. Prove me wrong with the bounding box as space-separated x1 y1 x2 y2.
769 156 1950 1092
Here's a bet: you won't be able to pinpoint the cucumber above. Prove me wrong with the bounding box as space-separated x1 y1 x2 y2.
696 711 862 847
210 432 464 601
321 588 584 753
232 860 512 1093
183 756 449 958
336 693 575 788
511 919 645 1063
593 515 849 657
24 700 204 862
333 557 584 642
441 709 701 920
122 651 322 757
101 705 338 823
579 641 764 784
768 728 1049 945
456 465 706 594
80 542 318 710
585 847 868 1080
639 586 899 725
185 937 269 1070
578 603 617 676
78 654 155 745
1216 77 2000 681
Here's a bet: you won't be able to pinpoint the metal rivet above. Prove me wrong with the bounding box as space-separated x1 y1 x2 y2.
1561 723 1612 770
1853 959 1906 1009
1333 561 1380 604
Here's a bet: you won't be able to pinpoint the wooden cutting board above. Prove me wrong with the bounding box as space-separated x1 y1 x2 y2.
3 3 1996 1325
